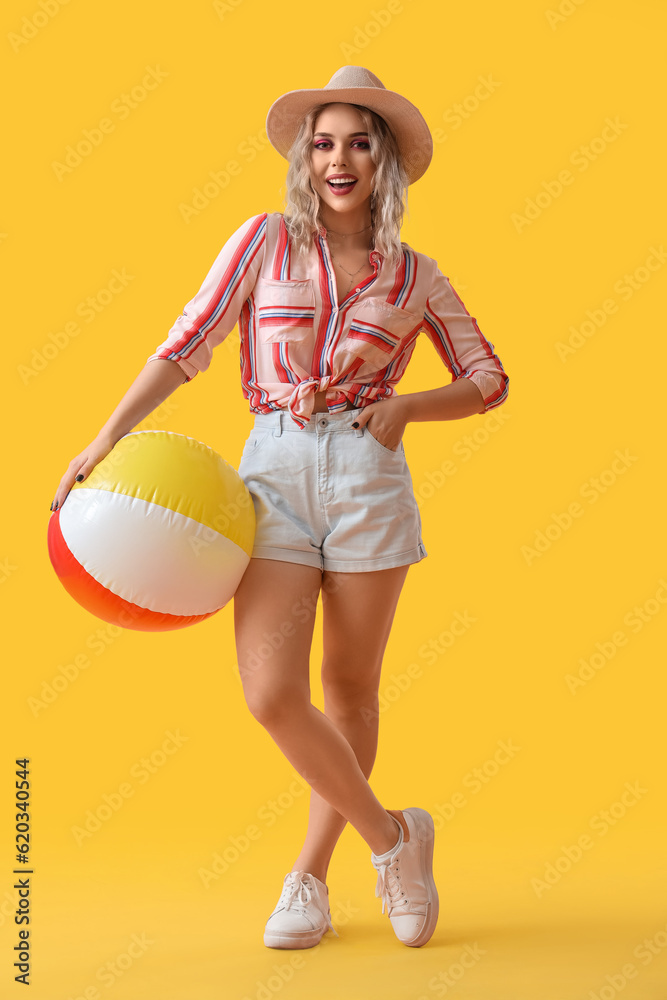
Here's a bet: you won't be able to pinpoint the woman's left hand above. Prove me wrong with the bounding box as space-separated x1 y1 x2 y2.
352 397 410 452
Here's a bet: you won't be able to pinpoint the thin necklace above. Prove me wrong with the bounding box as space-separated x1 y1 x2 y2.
323 220 374 295
331 256 368 278
329 248 372 297
333 267 363 298
325 224 372 237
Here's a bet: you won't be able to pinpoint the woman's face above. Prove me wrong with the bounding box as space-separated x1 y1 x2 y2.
309 104 376 220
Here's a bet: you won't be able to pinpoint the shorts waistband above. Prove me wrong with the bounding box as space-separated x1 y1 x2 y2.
251 407 365 434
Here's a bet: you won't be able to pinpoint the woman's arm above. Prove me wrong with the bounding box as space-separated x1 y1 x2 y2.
51 359 187 511
419 263 509 415
351 379 485 451
52 213 269 510
398 377 486 422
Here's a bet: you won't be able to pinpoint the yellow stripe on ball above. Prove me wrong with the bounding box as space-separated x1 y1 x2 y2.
75 431 256 557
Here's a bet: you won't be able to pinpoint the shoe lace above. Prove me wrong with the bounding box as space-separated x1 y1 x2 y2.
374 859 408 915
281 871 338 936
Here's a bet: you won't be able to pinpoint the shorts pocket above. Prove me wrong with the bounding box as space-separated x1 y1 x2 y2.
256 277 315 343
240 429 272 462
364 426 405 458
342 298 422 370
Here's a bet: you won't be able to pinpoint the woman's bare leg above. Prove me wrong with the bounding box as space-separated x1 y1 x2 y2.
233 558 400 856
290 565 409 882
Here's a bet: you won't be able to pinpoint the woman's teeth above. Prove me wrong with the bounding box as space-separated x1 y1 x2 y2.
327 178 357 194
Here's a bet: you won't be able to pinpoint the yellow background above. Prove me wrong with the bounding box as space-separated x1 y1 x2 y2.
2 0 666 997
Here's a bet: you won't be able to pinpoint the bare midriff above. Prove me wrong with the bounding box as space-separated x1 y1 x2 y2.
311 390 356 413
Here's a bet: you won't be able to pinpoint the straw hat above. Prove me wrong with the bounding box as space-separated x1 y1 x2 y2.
265 65 433 184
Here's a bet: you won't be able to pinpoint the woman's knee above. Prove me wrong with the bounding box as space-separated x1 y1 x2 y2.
321 660 382 717
239 671 306 729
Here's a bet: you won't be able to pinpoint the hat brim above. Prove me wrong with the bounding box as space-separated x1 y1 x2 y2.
266 85 433 185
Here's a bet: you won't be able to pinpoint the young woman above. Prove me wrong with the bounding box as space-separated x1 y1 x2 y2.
51 66 509 951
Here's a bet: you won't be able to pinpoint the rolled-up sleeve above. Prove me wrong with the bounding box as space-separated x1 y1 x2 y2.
421 263 509 411
146 213 268 381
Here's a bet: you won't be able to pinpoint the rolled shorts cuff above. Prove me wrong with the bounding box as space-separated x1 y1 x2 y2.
322 542 428 573
249 541 428 573
249 545 323 570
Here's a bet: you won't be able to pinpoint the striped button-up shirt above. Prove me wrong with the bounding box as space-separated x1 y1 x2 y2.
148 212 509 427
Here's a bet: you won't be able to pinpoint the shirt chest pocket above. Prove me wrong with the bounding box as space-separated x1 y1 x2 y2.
342 298 424 371
256 277 316 343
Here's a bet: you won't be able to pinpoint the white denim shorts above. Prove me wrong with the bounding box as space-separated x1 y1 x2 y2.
237 406 427 573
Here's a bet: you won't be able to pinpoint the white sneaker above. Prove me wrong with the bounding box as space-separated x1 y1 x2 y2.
371 808 439 947
263 870 338 949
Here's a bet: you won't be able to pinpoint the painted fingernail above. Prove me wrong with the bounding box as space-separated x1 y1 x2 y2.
49 502 53 511
53 502 59 511
75 474 84 482
351 422 359 428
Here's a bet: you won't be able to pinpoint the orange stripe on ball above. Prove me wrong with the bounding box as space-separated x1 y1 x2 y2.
47 510 216 632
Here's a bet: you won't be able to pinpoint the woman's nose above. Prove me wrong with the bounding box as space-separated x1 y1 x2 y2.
330 146 346 167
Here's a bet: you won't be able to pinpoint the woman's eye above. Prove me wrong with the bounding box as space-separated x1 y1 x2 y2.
313 140 370 151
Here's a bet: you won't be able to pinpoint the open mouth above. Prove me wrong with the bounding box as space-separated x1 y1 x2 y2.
326 176 358 195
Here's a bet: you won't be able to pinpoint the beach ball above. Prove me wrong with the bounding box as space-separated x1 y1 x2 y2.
47 431 255 631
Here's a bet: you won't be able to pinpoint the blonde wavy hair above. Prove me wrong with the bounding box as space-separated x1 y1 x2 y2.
283 103 409 265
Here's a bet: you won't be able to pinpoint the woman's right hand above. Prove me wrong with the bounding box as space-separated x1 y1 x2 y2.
50 434 115 512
